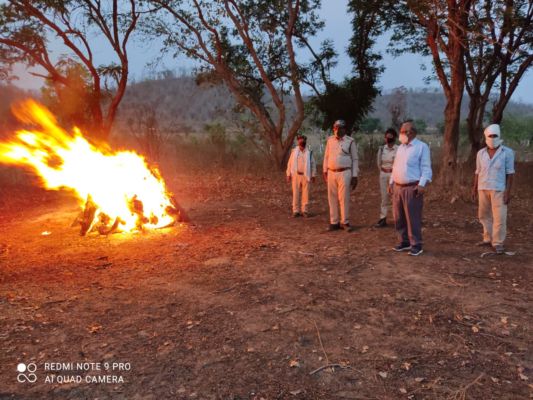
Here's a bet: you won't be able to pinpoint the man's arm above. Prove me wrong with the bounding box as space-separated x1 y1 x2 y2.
286 149 293 176
322 140 329 182
350 140 359 189
418 143 432 187
350 140 359 177
376 145 382 169
504 174 514 204
504 148 515 204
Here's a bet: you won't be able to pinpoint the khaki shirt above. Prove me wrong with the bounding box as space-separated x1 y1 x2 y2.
377 144 398 171
323 135 359 177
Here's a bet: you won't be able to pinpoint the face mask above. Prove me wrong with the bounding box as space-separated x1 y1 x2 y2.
334 129 344 138
486 137 502 149
385 137 395 144
298 141 306 148
399 134 409 144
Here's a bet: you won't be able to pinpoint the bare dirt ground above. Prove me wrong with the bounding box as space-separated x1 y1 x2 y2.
0 165 532 399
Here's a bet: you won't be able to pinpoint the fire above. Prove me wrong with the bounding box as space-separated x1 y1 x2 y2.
0 100 181 234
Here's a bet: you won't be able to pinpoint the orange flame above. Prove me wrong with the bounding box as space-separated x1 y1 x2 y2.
0 100 176 233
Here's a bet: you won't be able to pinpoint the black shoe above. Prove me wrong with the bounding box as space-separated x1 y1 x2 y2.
374 218 387 228
393 243 411 252
292 212 302 218
341 223 354 232
327 223 341 231
408 247 424 256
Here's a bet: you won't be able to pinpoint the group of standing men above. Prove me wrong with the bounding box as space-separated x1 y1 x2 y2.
286 120 515 256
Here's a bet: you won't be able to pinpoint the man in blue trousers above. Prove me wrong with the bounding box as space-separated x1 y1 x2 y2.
388 120 432 256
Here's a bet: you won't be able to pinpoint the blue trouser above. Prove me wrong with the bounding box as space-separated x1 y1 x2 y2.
393 185 424 248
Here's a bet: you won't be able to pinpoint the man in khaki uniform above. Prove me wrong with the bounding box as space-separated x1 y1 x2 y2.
375 128 398 227
472 124 515 254
323 120 359 232
286 134 317 217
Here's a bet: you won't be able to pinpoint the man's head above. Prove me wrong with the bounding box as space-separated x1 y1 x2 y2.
297 133 307 148
384 128 397 144
333 120 346 138
399 121 417 144
484 124 502 149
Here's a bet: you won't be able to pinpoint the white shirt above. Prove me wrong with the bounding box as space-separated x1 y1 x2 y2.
390 138 432 187
475 145 515 191
286 147 317 181
322 135 359 177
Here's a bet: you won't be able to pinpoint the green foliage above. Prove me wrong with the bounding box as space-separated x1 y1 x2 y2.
310 77 378 131
359 117 382 133
413 118 427 134
307 0 386 131
500 114 533 144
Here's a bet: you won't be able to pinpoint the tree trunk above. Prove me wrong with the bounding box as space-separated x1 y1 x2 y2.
440 97 462 185
465 95 484 165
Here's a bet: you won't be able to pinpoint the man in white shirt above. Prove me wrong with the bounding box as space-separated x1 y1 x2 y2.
388 121 432 256
471 124 515 255
286 134 317 217
323 120 359 232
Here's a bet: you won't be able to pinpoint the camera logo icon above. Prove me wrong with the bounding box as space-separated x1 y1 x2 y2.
17 363 37 383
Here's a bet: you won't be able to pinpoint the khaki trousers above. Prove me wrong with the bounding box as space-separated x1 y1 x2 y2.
292 174 310 213
327 169 351 224
379 172 392 219
478 190 507 246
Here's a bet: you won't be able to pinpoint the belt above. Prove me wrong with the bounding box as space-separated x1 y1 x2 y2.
381 167 392 173
297 172 304 175
329 167 350 172
394 181 419 187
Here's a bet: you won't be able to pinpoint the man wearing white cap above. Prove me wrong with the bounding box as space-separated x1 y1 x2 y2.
286 134 317 217
472 124 515 254
323 119 359 232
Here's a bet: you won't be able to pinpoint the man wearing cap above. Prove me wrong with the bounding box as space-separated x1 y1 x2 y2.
388 120 432 256
323 120 359 232
471 124 515 255
286 134 317 217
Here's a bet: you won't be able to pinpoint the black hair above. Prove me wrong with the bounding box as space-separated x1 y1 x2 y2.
385 128 397 139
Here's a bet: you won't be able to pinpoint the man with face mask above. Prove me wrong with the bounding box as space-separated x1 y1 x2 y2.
471 124 515 254
388 120 432 256
323 120 359 232
375 128 398 227
286 133 317 217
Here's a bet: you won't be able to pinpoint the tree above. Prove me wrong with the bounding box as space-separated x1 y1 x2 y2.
464 0 533 163
148 0 323 169
304 0 383 132
390 0 473 185
0 0 141 141
387 86 407 130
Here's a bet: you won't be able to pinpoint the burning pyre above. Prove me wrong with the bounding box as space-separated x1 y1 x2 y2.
0 100 186 235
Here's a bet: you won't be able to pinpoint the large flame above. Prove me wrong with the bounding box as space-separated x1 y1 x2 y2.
0 100 177 234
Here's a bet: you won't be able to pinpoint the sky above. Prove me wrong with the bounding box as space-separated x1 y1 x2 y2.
12 0 533 104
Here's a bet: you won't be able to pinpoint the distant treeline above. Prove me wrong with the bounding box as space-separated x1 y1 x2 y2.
1 76 532 141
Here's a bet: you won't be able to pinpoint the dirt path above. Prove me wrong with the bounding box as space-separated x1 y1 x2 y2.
0 170 532 399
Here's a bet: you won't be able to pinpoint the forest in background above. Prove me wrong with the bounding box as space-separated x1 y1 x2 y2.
2 74 532 142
